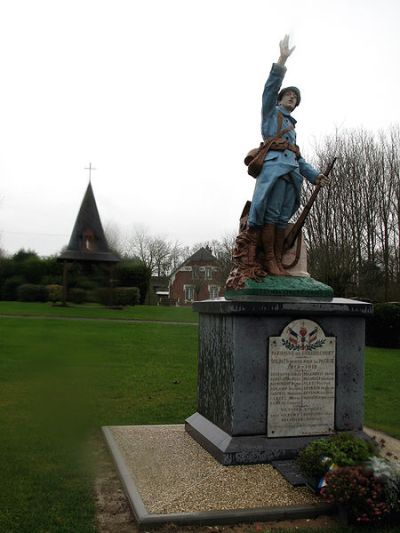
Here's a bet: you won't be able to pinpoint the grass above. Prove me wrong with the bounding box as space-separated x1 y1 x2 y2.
364 346 400 439
0 313 198 532
0 300 198 323
0 303 399 532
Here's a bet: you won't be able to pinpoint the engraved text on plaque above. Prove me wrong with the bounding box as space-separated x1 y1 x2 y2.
268 319 336 438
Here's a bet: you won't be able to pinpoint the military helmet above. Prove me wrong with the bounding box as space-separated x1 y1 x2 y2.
278 86 301 107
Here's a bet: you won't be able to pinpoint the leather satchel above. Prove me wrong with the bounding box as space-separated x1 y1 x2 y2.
245 139 276 178
244 112 295 178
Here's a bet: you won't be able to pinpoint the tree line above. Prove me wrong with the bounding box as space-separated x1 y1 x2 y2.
1 125 399 303
301 125 400 301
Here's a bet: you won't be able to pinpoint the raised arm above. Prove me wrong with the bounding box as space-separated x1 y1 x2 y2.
261 36 296 122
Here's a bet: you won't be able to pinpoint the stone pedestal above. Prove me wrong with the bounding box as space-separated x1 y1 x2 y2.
185 297 373 465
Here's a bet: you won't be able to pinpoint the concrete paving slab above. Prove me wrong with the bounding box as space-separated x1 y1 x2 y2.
102 424 334 527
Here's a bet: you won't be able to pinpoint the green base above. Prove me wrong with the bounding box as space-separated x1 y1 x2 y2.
225 276 334 299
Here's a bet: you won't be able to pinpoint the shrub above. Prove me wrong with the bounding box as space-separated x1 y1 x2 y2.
114 287 139 306
0 258 15 288
95 287 113 307
366 303 400 348
75 278 99 291
47 284 63 303
94 287 139 307
2 276 27 300
20 257 47 284
68 288 86 304
17 284 48 302
297 432 376 481
85 289 99 303
115 261 151 304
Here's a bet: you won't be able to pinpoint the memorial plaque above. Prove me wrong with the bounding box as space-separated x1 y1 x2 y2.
268 319 335 438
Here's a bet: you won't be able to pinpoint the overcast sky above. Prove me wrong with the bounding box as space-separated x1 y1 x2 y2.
0 0 399 256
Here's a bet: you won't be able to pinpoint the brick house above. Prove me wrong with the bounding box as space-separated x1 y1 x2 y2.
169 247 224 305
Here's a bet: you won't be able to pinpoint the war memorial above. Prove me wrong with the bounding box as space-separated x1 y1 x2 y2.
103 36 374 526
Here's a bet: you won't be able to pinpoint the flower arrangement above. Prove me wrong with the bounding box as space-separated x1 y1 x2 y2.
320 458 400 525
297 433 400 524
321 466 390 524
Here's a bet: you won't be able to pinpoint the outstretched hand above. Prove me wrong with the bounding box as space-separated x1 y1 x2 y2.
278 35 295 65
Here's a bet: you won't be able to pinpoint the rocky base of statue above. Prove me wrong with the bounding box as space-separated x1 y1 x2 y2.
225 224 333 298
225 228 267 290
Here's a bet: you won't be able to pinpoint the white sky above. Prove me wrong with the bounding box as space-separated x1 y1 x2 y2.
0 0 399 256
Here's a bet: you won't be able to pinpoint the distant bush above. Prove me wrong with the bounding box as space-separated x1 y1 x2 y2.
2 276 27 300
366 303 400 348
68 288 86 304
85 289 99 303
114 287 139 306
95 286 139 307
76 279 99 291
20 257 48 284
95 287 113 307
47 284 63 303
115 262 151 304
17 284 48 302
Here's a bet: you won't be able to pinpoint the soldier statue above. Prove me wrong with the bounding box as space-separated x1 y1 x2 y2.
227 35 329 289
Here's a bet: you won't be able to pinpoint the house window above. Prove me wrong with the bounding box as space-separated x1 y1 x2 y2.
184 285 194 302
209 286 220 299
205 267 212 280
192 266 200 280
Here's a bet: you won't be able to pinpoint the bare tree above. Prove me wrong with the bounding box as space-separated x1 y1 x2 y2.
302 126 400 301
126 226 186 277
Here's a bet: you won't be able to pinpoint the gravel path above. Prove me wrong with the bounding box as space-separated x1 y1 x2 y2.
109 425 320 515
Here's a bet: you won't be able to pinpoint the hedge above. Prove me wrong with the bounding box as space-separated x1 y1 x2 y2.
366 303 400 348
2 276 27 300
68 288 86 304
95 286 139 307
17 284 49 302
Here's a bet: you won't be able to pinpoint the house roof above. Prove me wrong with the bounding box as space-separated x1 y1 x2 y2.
188 247 217 263
58 182 120 263
169 247 218 279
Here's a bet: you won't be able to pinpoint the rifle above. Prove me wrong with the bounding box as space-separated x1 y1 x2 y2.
283 157 337 253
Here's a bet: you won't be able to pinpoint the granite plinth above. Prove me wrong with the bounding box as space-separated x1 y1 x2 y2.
186 296 373 465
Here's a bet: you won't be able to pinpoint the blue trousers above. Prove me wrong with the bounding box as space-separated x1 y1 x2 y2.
248 172 296 229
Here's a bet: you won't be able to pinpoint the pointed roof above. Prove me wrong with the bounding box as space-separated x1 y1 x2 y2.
188 246 216 263
58 182 119 263
169 246 218 278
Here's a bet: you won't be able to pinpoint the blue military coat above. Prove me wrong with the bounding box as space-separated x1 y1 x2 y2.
248 63 319 227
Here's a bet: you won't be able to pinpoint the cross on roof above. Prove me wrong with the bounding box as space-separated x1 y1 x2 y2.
84 162 96 182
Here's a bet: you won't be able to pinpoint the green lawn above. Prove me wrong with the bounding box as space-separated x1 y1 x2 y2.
0 313 198 532
0 300 198 323
365 346 400 439
0 304 399 532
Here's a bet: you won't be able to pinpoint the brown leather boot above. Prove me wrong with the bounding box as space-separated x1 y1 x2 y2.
241 226 260 268
226 226 266 289
261 224 281 276
275 227 291 276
